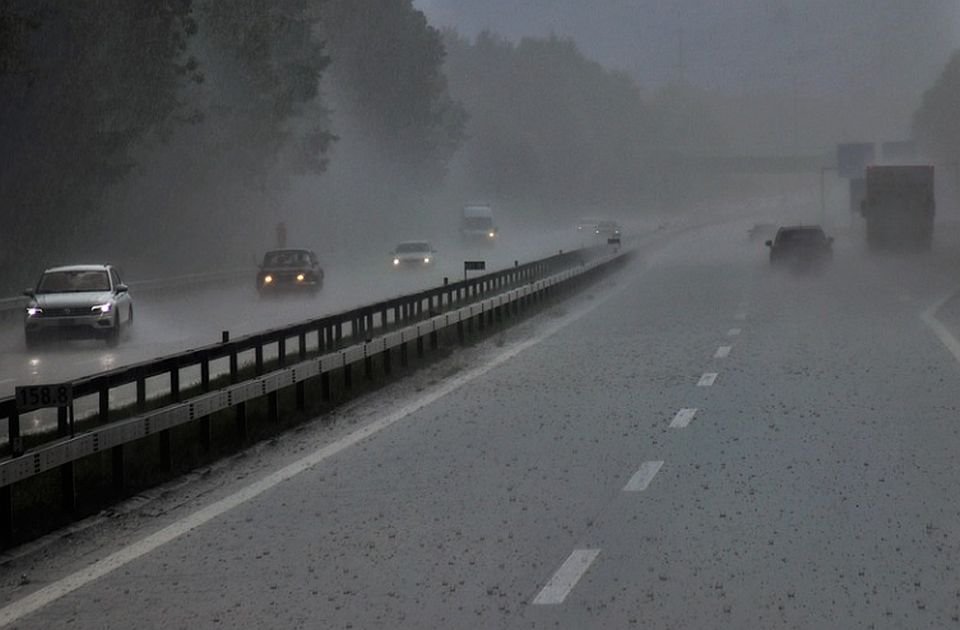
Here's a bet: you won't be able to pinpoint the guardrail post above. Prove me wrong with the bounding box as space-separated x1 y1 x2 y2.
278 337 286 368
366 311 374 334
344 364 353 389
99 386 110 424
112 445 125 497
400 341 408 367
61 462 77 513
296 378 306 411
364 353 374 380
201 355 210 393
161 428 175 470
0 486 11 547
393 305 401 325
8 412 21 458
321 372 331 402
236 403 248 442
268 390 279 423
57 407 68 436
478 308 486 331
457 320 465 344
229 347 239 384
382 349 392 375
300 332 308 359
335 322 343 345
381 309 389 330
416 336 424 358
171 364 181 403
255 343 264 376
136 370 147 412
430 330 439 349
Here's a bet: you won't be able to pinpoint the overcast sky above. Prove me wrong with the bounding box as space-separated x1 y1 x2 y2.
414 0 960 145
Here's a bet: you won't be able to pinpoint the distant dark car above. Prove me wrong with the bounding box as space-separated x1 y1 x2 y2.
766 225 834 268
257 249 323 293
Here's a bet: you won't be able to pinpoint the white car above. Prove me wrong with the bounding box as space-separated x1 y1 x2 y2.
23 264 133 348
391 241 437 268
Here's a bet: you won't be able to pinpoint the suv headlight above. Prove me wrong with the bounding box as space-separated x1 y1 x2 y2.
26 306 42 317
91 303 112 314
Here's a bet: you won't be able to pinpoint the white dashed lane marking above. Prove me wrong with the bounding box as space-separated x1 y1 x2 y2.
727 328 741 337
714 345 731 359
532 549 601 605
623 461 663 492
669 408 697 428
734 312 747 321
697 373 718 387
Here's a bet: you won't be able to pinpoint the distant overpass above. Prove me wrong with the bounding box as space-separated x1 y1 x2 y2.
664 153 829 175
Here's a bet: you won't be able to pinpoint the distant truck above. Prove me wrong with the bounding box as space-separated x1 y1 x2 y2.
860 165 934 251
461 204 497 243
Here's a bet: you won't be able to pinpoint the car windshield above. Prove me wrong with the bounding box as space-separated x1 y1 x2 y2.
396 242 430 253
37 270 110 293
263 251 311 267
463 217 493 229
778 228 826 245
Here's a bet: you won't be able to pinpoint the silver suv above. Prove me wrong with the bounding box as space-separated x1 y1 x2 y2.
23 264 133 348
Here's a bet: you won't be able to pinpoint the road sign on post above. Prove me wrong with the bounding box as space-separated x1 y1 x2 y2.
15 384 73 413
464 260 486 282
16 383 76 441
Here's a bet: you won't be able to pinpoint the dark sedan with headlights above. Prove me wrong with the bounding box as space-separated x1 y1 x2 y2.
257 249 324 294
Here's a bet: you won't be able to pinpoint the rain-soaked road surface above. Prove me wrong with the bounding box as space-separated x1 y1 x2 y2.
3 217 960 628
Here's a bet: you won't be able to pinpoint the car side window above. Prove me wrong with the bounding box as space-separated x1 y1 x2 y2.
110 269 121 289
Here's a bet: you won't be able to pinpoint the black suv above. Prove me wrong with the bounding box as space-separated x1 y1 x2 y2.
766 225 833 268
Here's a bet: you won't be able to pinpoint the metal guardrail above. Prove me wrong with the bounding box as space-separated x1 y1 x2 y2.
0 269 253 321
0 245 622 544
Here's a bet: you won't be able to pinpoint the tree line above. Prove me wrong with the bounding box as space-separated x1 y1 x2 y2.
0 1 720 288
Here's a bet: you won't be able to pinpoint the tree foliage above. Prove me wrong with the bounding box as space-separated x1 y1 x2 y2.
317 0 466 188
0 0 201 275
200 0 335 183
442 31 722 209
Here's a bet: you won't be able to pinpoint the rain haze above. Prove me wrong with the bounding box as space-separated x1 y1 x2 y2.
3 1 960 628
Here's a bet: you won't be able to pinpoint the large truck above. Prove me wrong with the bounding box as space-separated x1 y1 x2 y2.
860 165 934 251
460 204 498 244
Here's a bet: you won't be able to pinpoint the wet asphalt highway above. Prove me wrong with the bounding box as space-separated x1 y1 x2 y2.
3 218 960 628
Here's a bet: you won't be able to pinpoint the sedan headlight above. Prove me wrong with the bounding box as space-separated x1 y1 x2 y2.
26 306 42 317
263 274 273 284
488 231 495 238
91 303 112 314
423 257 431 264
296 273 305 282
393 258 400 266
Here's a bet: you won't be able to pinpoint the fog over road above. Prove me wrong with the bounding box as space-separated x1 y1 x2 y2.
3 217 960 628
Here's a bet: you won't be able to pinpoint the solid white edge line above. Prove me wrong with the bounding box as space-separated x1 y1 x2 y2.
623 461 663 492
0 275 626 627
922 292 960 365
532 549 601 605
669 408 697 428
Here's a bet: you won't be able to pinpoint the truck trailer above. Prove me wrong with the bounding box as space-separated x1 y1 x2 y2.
860 165 934 251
